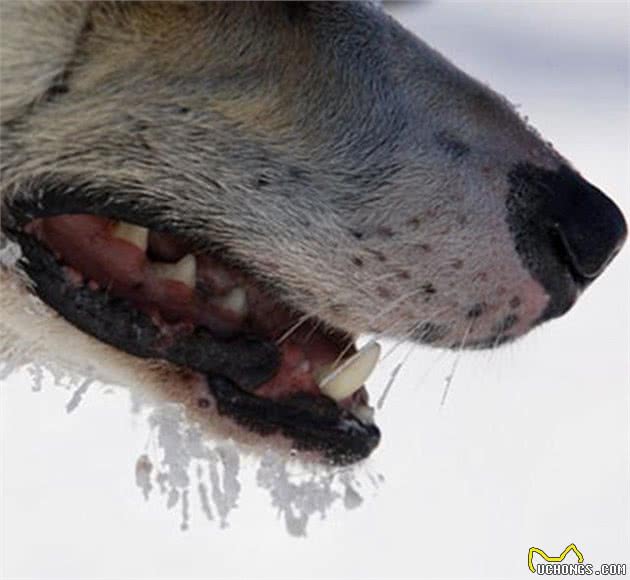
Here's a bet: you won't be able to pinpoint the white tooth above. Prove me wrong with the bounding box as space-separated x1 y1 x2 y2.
112 221 149 251
353 405 375 425
318 340 381 401
152 254 196 288
215 287 248 316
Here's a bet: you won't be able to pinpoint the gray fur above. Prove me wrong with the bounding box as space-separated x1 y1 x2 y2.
0 1 575 349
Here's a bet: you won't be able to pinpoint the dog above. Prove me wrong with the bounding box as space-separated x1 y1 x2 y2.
1 1 626 464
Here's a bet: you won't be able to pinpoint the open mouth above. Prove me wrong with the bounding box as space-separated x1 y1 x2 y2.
4 196 381 464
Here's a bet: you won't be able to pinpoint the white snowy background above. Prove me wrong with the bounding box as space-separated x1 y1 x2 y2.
1 2 628 579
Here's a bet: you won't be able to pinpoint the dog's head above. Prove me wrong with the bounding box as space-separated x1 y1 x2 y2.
1 2 626 462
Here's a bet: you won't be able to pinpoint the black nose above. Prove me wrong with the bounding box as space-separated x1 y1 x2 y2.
507 163 627 320
546 166 627 280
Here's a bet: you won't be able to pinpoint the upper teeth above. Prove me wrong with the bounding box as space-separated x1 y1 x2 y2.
318 340 381 401
213 286 248 317
151 254 196 288
112 221 148 251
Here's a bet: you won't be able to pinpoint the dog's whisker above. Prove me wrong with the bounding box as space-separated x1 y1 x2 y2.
491 330 505 350
377 341 416 410
440 320 474 407
331 337 357 368
378 307 451 363
275 293 348 346
380 334 411 363
415 348 450 391
275 311 314 345
364 286 427 332
303 317 323 344
327 287 427 368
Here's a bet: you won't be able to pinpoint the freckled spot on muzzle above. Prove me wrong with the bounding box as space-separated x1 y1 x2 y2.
365 248 387 263
256 175 270 188
377 226 395 238
376 286 392 299
408 217 422 229
466 302 487 319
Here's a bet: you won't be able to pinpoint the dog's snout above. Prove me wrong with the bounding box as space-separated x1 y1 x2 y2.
507 163 627 321
545 166 627 281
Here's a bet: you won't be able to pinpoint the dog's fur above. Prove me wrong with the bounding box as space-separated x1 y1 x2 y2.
0 2 625 455
1 1 565 340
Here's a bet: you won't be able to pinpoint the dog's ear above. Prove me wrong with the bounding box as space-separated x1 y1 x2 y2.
0 1 88 123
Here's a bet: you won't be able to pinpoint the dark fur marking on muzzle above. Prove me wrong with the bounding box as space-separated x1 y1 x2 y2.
466 302 487 319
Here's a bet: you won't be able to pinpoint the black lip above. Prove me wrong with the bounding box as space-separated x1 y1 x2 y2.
14 230 280 388
207 375 381 464
4 190 381 464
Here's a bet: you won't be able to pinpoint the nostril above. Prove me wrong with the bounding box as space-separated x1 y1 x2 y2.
548 224 594 286
549 175 627 281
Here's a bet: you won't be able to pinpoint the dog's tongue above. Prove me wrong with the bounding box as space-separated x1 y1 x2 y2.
25 215 381 405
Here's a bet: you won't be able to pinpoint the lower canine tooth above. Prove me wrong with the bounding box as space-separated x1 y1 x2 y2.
152 254 196 288
112 221 148 251
353 405 375 425
215 287 248 317
318 340 381 401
